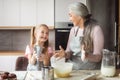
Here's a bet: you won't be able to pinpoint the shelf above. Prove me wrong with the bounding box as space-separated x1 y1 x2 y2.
0 26 33 53
0 26 54 30
0 26 34 30
0 51 25 56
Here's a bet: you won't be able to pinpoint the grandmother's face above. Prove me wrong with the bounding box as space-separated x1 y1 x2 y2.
68 11 82 26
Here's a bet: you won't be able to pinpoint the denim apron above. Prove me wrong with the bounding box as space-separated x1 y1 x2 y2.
68 27 101 70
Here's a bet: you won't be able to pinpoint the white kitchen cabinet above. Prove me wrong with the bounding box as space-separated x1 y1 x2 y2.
20 0 36 26
0 0 20 26
37 0 54 26
0 0 3 25
0 0 54 26
0 56 19 71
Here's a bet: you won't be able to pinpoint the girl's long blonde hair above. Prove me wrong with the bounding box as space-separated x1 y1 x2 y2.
31 24 49 54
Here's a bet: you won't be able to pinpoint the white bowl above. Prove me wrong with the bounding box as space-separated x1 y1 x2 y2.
53 62 73 78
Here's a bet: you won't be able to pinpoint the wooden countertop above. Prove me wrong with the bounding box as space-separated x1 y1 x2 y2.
10 69 120 80
0 51 25 56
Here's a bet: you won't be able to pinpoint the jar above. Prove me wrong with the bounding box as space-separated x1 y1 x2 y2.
101 49 116 77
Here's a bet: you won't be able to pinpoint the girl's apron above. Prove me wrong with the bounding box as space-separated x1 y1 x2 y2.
68 27 101 70
27 46 43 71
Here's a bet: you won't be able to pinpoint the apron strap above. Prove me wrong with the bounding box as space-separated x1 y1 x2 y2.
74 27 79 36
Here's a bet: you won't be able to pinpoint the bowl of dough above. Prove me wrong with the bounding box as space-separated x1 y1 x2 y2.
53 62 73 78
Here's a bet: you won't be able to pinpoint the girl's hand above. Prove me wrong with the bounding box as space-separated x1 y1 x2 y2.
32 51 37 60
38 53 50 66
30 51 37 65
43 54 50 66
38 54 45 61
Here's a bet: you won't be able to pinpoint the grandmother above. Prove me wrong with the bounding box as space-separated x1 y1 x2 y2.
55 2 104 70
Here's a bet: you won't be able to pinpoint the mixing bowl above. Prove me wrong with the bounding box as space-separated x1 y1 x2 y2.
53 62 73 78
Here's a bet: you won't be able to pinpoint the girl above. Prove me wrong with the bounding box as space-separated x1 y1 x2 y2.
25 24 53 71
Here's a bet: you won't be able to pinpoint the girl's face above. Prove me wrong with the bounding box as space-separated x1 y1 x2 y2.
69 12 82 26
35 26 49 43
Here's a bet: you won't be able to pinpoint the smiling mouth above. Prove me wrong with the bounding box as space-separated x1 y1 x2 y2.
41 37 47 40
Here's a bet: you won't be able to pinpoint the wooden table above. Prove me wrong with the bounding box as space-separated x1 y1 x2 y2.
11 69 120 80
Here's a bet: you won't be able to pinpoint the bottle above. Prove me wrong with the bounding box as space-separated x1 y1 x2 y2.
42 66 54 80
34 45 44 70
101 49 116 77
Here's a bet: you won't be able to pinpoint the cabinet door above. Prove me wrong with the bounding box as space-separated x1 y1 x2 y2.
37 0 54 26
0 56 12 71
55 0 86 22
0 56 18 71
0 0 54 26
20 0 36 26
0 0 3 25
0 0 20 26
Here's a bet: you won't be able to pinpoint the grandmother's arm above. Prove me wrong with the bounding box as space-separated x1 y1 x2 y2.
65 27 75 59
86 26 104 62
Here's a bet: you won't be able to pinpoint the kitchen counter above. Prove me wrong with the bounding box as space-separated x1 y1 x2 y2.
10 69 120 80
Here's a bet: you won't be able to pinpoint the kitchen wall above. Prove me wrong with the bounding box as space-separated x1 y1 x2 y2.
86 0 116 51
117 0 120 55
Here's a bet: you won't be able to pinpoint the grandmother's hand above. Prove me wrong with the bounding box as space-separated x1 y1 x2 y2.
54 45 65 59
81 46 88 62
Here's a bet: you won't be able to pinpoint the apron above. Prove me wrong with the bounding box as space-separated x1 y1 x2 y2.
68 27 101 70
27 45 44 71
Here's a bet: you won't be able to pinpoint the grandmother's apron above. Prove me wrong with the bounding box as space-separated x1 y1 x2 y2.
68 28 101 70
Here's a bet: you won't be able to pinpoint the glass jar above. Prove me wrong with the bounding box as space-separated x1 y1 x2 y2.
101 49 116 77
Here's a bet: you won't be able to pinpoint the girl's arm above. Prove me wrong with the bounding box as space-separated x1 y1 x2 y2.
29 52 37 65
25 45 37 65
